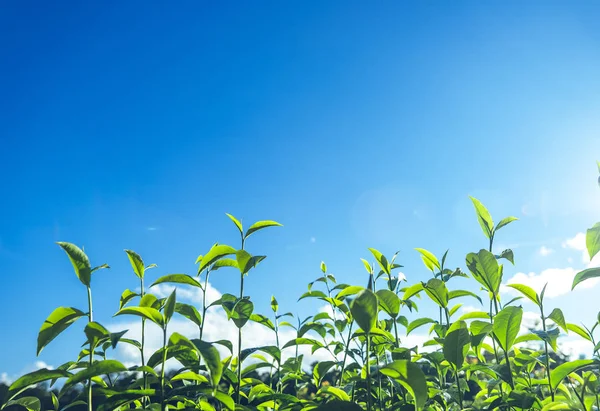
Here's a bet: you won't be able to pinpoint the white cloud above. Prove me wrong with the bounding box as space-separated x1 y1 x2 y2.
539 246 554 256
559 337 593 359
501 232 600 299
0 372 10 385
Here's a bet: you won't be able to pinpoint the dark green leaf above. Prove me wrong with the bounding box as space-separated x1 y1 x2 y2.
164 289 177 324
64 360 127 390
350 289 378 333
376 289 401 318
7 369 71 402
443 321 470 368
548 308 568 333
174 303 202 328
193 340 223 388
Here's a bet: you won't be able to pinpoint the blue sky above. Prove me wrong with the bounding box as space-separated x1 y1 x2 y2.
1 1 600 378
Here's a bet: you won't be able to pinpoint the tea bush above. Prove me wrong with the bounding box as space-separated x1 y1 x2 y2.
3 164 600 411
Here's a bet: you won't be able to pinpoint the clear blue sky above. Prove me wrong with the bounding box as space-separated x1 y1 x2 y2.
1 1 600 377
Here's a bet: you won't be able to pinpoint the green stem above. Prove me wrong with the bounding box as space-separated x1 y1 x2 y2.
454 367 464 410
365 333 372 411
141 277 148 407
338 321 354 386
86 286 93 411
160 326 167 411
493 296 514 390
540 306 555 401
237 236 246 404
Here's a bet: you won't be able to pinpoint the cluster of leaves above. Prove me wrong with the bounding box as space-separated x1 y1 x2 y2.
3 166 600 411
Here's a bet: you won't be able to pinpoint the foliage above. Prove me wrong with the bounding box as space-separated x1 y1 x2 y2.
2 168 600 411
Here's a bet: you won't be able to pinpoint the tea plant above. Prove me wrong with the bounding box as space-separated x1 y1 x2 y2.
2 166 600 411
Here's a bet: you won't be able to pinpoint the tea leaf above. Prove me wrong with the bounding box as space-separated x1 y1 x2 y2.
37 307 86 355
193 340 223 388
415 248 440 272
124 249 145 279
164 289 177 324
550 360 595 391
587 222 600 261
443 321 470 368
470 197 494 238
572 267 600 290
380 360 428 410
407 318 436 335
376 289 401 318
198 244 237 274
493 306 523 352
548 308 568 333
496 216 518 231
245 220 282 239
7 369 72 401
174 303 202 328
56 242 92 287
114 306 165 327
151 274 202 288
225 213 244 236
506 283 539 306
64 360 127 390
350 289 378 333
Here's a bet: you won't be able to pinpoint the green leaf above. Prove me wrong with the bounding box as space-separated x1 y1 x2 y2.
175 303 202 328
119 289 138 309
493 306 523 352
317 386 350 401
124 249 145 279
313 400 363 411
470 196 494 238
64 360 127 390
368 248 390 275
197 244 237 274
271 295 278 313
231 299 254 328
496 216 518 231
506 283 540 306
320 261 327 273
550 360 595 391
402 283 424 300
164 289 177 324
548 308 568 333
380 360 428 410
193 340 223 388
407 318 436 335
443 321 470 368
236 250 266 275
466 249 502 294
245 220 282 239
376 289 400 318
150 274 202 288
171 371 209 383
5 396 41 411
498 249 515 265
415 248 440 272
56 242 93 287
114 306 164 327
533 328 560 351
7 369 71 402
336 286 365 299
84 321 110 350
457 311 490 321
225 213 243 236
587 222 600 261
250 313 275 331
350 289 378 333
37 307 86 355
448 289 483 305
572 267 600 290
423 278 448 308
567 323 592 342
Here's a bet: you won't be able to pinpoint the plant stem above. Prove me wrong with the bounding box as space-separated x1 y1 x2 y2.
237 237 246 404
161 326 167 411
338 321 354 386
86 286 93 411
365 333 372 411
141 277 148 407
540 306 554 401
454 367 464 410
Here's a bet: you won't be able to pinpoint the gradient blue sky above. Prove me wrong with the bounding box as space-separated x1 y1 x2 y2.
1 1 600 378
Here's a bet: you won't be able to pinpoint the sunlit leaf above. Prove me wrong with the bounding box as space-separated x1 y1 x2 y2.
470 196 494 238
124 249 145 279
350 289 378 333
37 307 86 355
56 242 93 287
245 220 282 239
380 360 428 410
493 306 523 352
415 248 440 272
